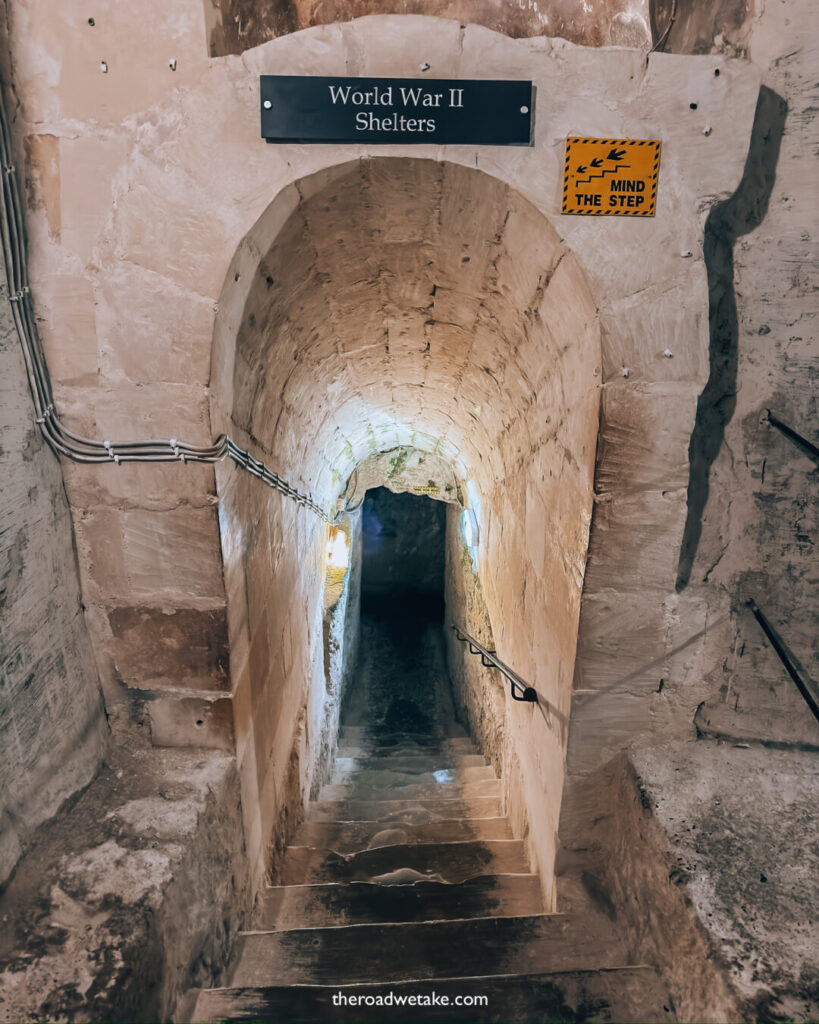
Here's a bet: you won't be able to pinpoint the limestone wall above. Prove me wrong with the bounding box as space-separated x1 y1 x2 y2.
554 6 819 1014
205 0 652 56
0 253 107 885
679 3 819 749
444 509 517 816
213 157 603 899
0 738 252 1023
216 448 329 884
4 7 761 894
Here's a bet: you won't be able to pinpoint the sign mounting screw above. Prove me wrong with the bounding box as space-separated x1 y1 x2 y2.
263 99 272 109
520 105 529 114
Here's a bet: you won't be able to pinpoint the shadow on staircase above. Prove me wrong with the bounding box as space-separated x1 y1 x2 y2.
184 596 676 1023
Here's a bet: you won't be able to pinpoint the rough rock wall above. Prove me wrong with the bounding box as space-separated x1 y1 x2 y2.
205 0 652 56
681 1 819 747
631 743 819 1022
558 743 819 1022
558 4 818 1015
216 448 330 886
345 448 459 507
651 0 751 57
558 752 743 1022
444 508 502 767
0 737 251 1023
443 507 529 841
0 255 107 886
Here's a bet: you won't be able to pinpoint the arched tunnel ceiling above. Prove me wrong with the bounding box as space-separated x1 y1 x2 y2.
230 159 601 502
205 0 653 56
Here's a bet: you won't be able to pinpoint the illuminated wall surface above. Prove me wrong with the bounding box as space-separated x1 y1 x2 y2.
0 3 816 1022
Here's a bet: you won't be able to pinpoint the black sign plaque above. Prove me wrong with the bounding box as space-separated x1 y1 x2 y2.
260 76 533 146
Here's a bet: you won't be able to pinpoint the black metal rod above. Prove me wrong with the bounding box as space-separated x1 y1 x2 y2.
746 598 819 723
764 410 819 462
451 624 537 704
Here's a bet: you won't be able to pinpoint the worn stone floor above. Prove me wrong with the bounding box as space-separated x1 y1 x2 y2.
634 741 819 1022
187 600 676 1022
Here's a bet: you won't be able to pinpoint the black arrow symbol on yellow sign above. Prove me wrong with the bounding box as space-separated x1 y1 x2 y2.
577 165 587 173
607 148 627 161
591 157 604 167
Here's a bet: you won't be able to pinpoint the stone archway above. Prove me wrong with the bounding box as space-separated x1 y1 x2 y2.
210 158 602 893
9 11 761 894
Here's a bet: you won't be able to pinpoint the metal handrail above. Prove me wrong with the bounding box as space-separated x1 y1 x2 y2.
746 599 819 723
451 624 538 703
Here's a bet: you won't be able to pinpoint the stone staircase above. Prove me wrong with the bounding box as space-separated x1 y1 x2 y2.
186 723 676 1022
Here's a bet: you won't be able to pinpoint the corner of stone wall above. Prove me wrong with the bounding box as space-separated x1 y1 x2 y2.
0 226 109 890
557 753 742 1022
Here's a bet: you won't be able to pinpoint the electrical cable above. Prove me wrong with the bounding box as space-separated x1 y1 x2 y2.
0 81 338 526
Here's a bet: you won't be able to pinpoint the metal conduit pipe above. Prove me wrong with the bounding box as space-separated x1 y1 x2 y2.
0 82 337 525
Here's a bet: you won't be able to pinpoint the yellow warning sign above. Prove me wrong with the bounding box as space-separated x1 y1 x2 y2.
562 137 661 217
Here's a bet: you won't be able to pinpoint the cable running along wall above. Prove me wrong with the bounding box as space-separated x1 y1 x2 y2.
0 88 336 525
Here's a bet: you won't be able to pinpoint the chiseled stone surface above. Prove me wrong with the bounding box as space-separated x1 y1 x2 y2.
0 252 107 887
346 447 460 506
678 4 819 747
0 737 250 1024
559 742 819 1023
634 743 819 1023
206 0 653 57
5 0 763 960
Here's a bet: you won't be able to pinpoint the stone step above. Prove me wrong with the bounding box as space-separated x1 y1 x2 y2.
306 795 502 823
335 750 489 771
189 966 676 1023
229 914 626 987
338 730 475 751
319 778 501 803
339 726 469 741
259 873 544 930
279 839 528 885
335 744 480 762
330 764 496 787
292 816 512 854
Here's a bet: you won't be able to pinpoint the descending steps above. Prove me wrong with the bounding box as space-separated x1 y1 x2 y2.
190 968 674 1024
187 725 677 1023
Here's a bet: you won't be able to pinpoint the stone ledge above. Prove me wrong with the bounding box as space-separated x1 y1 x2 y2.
559 741 819 1023
0 734 251 1023
632 741 819 1023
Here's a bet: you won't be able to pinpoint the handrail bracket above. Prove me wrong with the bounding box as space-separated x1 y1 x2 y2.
451 624 538 704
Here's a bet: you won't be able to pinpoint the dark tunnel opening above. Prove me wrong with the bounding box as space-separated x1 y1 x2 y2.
343 488 458 740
